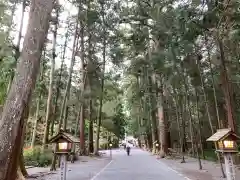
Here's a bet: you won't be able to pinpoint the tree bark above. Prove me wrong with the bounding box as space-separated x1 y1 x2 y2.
50 7 63 136
195 89 204 159
155 76 168 156
218 38 236 132
88 99 94 154
15 168 25 180
42 45 55 149
19 151 28 178
180 97 186 163
0 0 53 179
31 53 45 148
94 1 106 155
204 35 221 128
205 37 226 177
173 94 184 155
31 92 42 148
196 57 214 133
185 91 195 157
18 106 30 179
11 103 28 180
42 6 59 149
148 76 158 154
58 7 80 132
79 8 86 155
62 100 69 130
79 105 85 155
86 4 93 154
147 132 152 150
194 89 203 170
180 64 195 156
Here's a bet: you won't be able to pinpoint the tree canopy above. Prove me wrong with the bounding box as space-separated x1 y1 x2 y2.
0 0 240 179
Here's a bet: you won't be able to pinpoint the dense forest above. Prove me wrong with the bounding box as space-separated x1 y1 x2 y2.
0 0 240 179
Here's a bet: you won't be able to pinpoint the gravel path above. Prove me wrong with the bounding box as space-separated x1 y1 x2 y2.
160 156 240 180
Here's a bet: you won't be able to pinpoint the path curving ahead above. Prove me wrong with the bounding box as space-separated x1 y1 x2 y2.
92 148 189 180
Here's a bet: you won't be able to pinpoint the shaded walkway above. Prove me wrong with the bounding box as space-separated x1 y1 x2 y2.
27 155 111 180
93 148 188 180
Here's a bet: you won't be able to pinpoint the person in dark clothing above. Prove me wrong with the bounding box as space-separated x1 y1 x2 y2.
126 144 131 155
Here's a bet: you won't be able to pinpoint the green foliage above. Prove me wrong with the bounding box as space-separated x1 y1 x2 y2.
99 142 108 150
99 136 119 149
110 45 125 65
23 146 52 167
112 103 126 139
87 10 100 25
0 56 14 104
201 150 218 162
3 0 240 167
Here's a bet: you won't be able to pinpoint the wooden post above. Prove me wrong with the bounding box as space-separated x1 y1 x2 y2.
224 153 236 180
60 155 67 180
110 148 112 159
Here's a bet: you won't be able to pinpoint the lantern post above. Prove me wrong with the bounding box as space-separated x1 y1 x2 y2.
58 141 71 180
207 129 240 180
48 130 80 180
155 143 159 153
109 143 113 159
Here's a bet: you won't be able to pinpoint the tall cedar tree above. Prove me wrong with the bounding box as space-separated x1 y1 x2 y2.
0 0 54 179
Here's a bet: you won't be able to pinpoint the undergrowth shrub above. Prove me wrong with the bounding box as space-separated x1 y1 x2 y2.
99 142 108 150
23 146 52 167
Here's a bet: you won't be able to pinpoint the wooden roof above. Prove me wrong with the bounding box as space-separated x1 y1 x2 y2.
207 128 240 142
48 130 80 144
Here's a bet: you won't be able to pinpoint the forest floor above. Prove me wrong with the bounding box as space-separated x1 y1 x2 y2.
26 151 111 180
160 156 240 180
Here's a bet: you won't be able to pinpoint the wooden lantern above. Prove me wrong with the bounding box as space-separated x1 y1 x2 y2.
207 128 240 153
48 130 80 154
